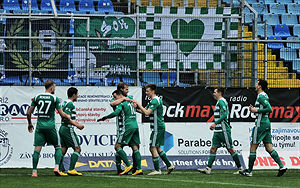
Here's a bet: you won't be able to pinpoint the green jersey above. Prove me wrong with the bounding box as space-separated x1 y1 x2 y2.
110 95 133 132
146 96 165 131
61 99 76 128
105 100 138 130
254 92 272 128
214 97 230 132
30 93 61 129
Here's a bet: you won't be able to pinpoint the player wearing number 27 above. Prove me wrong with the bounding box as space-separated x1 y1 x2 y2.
27 80 84 177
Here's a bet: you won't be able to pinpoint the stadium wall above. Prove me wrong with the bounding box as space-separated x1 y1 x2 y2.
0 86 299 170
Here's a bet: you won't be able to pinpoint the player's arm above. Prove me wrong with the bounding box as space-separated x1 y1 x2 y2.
98 104 122 121
57 108 84 130
132 99 153 116
214 101 228 125
110 97 128 107
27 106 35 133
257 96 272 113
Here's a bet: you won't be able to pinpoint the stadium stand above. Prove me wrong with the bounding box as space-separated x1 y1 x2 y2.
267 36 284 50
280 48 299 62
22 0 39 11
59 0 77 12
78 0 95 13
281 14 298 27
274 24 291 38
257 24 273 38
262 13 280 27
3 0 20 12
286 36 300 49
269 3 286 14
287 3 300 14
293 24 300 37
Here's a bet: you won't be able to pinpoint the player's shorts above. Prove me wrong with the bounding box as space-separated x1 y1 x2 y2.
59 125 80 148
117 128 140 146
212 131 233 149
149 128 165 147
251 126 272 144
34 127 60 147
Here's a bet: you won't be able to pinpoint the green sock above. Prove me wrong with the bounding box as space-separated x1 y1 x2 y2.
116 148 131 167
133 149 142 170
152 156 160 171
55 147 62 166
32 150 40 170
270 150 284 168
132 150 136 169
115 152 122 172
159 150 171 167
231 152 242 168
69 151 80 170
207 152 216 168
59 155 65 171
248 152 256 172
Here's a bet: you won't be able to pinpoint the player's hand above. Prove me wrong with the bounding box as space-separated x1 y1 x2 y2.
249 104 257 113
230 124 232 129
77 124 84 130
210 123 216 131
28 124 34 133
97 117 107 122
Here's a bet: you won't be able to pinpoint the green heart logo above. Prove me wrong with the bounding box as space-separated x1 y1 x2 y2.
171 19 205 57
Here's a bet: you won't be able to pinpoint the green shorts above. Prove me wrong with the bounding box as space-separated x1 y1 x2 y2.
117 128 140 146
212 131 233 149
251 126 272 144
34 127 60 147
59 126 80 148
150 129 165 147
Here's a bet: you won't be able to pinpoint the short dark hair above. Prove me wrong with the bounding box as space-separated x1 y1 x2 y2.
117 82 129 90
145 83 157 93
44 80 55 90
258 79 268 91
112 89 123 96
67 87 78 98
215 87 225 96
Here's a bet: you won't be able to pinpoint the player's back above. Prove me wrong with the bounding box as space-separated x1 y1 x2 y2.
61 99 76 127
148 96 165 130
32 93 60 129
121 100 138 129
254 92 271 127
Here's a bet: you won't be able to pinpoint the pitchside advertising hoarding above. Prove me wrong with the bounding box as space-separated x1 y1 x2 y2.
0 87 299 171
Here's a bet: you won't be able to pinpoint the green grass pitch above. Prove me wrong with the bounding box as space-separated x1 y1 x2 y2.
0 168 299 188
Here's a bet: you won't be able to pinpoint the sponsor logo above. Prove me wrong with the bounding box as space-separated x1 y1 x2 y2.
161 131 174 153
0 129 13 166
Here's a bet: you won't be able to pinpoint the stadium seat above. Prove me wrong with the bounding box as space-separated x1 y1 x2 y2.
32 9 48 14
269 3 286 14
280 48 298 61
13 9 29 13
78 0 95 13
63 77 82 85
42 78 62 83
274 24 291 38
97 0 115 13
3 0 20 11
59 0 76 12
293 24 300 37
287 3 300 14
108 11 124 15
142 72 162 83
260 0 275 4
292 60 300 74
262 13 280 26
246 0 258 4
82 77 103 85
41 0 58 12
286 36 300 49
245 13 254 23
162 72 176 86
251 3 268 15
1 76 22 85
122 77 135 86
257 24 273 38
22 75 43 85
22 0 39 11
267 36 284 50
106 77 120 86
277 0 293 5
281 14 298 27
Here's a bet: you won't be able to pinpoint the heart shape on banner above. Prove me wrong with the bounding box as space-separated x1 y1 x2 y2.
171 19 205 57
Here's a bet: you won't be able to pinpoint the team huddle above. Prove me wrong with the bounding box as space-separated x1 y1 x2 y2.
26 79 287 177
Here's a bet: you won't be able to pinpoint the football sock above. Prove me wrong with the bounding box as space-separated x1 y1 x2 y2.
69 151 80 170
270 150 284 168
55 147 62 166
132 150 136 169
32 150 40 170
59 154 65 171
115 152 122 172
133 149 142 170
159 150 171 167
152 156 160 171
207 152 216 168
231 151 242 168
248 152 256 172
116 148 131 167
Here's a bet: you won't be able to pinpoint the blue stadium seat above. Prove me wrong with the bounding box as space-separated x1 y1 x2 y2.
260 0 275 4
287 3 300 14
0 9 7 24
78 0 95 13
280 48 298 61
246 0 258 4
41 0 58 12
244 7 250 14
106 77 120 86
161 72 190 87
3 0 20 11
59 0 77 12
245 13 254 23
42 78 62 83
281 14 298 27
267 36 284 50
22 75 43 85
97 0 114 13
108 11 124 15
1 76 22 85
22 0 39 11
269 3 286 14
32 9 49 14
293 24 300 37
252 3 268 15
262 13 280 26
292 60 300 74
276 0 293 5
258 24 273 38
82 77 103 85
294 0 300 4
286 36 300 49
63 77 82 85
274 24 291 38
122 77 135 86
13 9 29 13
142 72 162 83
